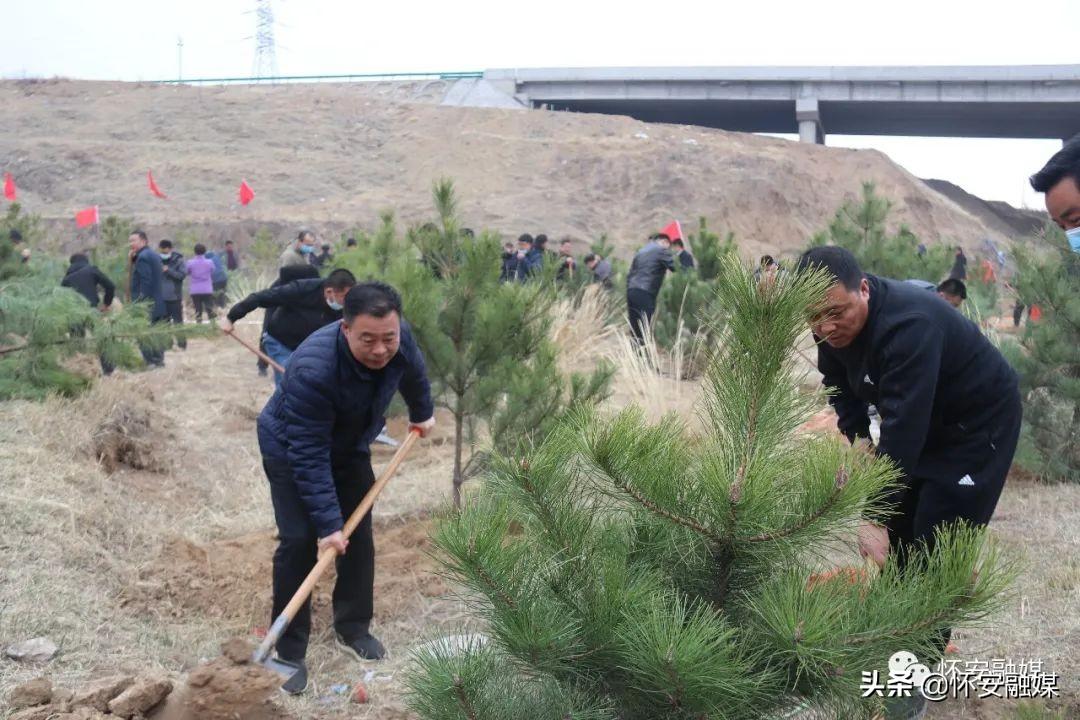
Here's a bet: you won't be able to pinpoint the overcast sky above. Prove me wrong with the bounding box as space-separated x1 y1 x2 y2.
3 1 1076 209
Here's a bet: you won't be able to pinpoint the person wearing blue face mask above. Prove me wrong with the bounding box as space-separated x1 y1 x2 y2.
1030 136 1080 255
281 229 318 268
222 268 356 386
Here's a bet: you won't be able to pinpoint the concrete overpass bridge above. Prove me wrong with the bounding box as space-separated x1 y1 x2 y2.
475 66 1080 144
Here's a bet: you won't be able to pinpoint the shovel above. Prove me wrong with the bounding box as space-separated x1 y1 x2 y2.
225 328 285 374
252 428 421 678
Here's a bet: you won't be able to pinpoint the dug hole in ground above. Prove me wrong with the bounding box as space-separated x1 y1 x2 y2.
0 311 1077 719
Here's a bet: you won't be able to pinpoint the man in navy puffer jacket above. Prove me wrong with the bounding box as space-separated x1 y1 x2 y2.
256 281 435 694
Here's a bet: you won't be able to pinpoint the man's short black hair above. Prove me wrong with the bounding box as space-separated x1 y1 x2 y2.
672 239 685 248
343 280 403 321
937 278 967 299
9 229 22 243
194 243 206 255
462 228 475 238
132 230 148 242
518 233 533 245
279 264 320 283
346 237 358 247
325 268 357 292
69 253 87 264
225 239 234 246
760 254 776 268
1030 136 1080 193
321 243 331 250
584 253 597 264
797 246 863 291
297 229 314 242
158 239 173 250
650 233 671 243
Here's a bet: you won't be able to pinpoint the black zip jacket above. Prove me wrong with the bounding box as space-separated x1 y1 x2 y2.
227 277 340 350
61 258 115 307
817 275 1019 486
626 242 675 296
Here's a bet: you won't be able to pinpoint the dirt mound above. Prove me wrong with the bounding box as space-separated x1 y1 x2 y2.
91 398 172 473
121 516 447 631
154 641 288 720
0 79 1004 260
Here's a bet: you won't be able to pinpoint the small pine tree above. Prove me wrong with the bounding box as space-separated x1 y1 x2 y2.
687 216 736 282
0 277 197 399
408 256 1013 719
1003 226 1080 481
249 226 282 269
375 180 611 505
812 183 951 282
1 203 45 280
653 219 737 355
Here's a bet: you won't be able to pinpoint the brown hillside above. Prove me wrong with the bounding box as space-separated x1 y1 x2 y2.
1 78 1000 258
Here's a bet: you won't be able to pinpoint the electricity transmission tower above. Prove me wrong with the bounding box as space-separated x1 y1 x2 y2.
251 0 279 80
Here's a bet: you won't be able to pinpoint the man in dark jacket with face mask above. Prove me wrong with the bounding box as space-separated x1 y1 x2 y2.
158 240 188 350
256 281 435 694
626 233 676 344
222 268 356 385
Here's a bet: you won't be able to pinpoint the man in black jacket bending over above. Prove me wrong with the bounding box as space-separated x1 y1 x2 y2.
256 281 435 694
61 253 117 375
626 233 676 345
798 247 1021 574
221 268 356 385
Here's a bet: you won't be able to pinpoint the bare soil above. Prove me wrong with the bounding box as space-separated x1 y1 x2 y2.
0 78 1005 260
0 318 1076 719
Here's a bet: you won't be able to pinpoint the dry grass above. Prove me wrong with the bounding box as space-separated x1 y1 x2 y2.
0 314 1076 720
0 329 466 719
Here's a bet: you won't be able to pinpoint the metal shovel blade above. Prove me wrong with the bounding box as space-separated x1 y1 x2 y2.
260 655 302 681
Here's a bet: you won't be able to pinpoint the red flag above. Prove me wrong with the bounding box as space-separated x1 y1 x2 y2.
3 173 14 201
239 180 255 206
1029 304 1042 322
660 220 683 242
148 170 166 199
75 206 100 228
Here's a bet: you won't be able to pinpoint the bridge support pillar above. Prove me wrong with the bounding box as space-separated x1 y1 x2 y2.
796 97 825 145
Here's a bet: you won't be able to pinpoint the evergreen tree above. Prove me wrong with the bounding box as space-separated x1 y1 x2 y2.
1003 225 1080 481
408 255 1013 719
1 203 44 280
340 180 612 505
812 183 951 282
688 216 736 282
654 219 737 358
0 277 194 399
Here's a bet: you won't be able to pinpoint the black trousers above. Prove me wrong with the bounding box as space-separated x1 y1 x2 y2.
139 315 166 366
627 288 657 346
884 391 1022 653
163 300 187 350
213 279 228 308
264 455 375 662
191 294 216 322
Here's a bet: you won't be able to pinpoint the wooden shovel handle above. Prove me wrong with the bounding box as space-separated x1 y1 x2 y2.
226 328 285 374
253 429 421 662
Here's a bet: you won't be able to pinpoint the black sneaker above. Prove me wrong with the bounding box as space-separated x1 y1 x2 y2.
335 631 386 661
277 658 308 696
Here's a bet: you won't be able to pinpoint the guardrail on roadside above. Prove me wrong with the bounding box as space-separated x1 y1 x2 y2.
156 71 483 86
